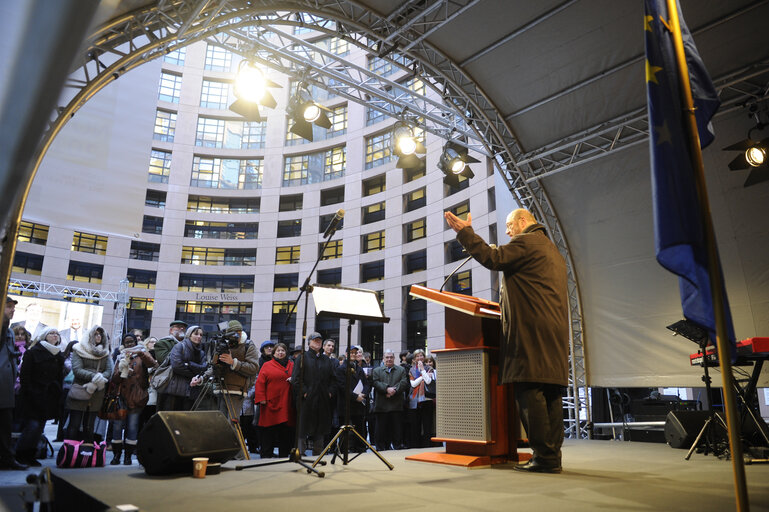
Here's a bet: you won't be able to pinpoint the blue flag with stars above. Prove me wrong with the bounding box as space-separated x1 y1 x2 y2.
644 0 735 349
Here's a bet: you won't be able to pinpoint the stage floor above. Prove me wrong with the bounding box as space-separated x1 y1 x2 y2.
3 438 768 512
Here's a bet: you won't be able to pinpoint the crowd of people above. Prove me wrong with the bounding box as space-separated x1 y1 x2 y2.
0 302 439 469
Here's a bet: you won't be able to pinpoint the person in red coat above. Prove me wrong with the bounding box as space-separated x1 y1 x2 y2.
254 343 294 458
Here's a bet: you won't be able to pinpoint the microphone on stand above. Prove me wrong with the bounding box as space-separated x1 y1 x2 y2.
323 209 345 238
440 244 495 292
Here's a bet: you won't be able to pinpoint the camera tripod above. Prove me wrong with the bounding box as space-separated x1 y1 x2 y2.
191 367 250 460
685 337 729 460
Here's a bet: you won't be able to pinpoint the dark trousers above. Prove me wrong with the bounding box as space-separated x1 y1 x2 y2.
17 418 46 457
0 408 15 461
514 383 564 467
67 410 97 443
259 423 292 458
375 410 403 450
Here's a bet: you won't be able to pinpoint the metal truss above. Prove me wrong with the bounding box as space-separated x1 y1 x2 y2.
32 0 589 437
517 59 769 183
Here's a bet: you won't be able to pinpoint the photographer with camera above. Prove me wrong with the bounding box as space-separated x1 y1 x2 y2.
207 321 258 429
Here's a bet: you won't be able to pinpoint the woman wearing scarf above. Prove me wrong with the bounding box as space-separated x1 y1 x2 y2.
109 333 156 465
407 349 433 448
66 326 113 443
163 325 207 411
16 327 65 466
254 342 295 458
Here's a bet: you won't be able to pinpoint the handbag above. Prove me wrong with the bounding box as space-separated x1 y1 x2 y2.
68 383 93 400
56 439 107 468
424 377 436 399
150 357 173 392
99 384 127 421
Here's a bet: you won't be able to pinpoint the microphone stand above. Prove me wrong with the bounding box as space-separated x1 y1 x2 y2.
440 254 473 292
235 231 340 477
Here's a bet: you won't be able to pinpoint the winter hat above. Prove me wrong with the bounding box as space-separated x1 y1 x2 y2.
307 331 322 341
185 325 201 339
260 340 276 352
225 320 243 334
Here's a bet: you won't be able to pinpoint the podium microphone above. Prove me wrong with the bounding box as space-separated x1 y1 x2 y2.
323 209 345 238
440 244 495 292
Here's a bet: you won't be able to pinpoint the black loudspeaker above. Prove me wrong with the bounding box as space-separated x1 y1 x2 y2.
664 410 712 449
137 411 241 475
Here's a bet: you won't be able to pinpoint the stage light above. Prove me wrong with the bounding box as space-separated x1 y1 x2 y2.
287 87 331 142
438 141 479 186
392 121 425 169
723 136 769 187
229 61 281 122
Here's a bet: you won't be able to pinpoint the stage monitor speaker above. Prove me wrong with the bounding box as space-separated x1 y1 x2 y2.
664 410 712 449
137 410 241 475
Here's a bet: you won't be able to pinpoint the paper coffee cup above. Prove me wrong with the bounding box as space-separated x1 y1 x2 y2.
192 457 209 478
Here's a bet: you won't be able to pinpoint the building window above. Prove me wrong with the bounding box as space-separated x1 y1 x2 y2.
404 187 426 212
163 47 185 65
282 146 346 186
446 240 465 263
130 241 160 261
148 149 172 183
127 298 154 333
271 301 296 346
366 106 388 126
321 186 344 206
362 174 386 197
238 121 267 149
279 194 303 212
176 301 252 335
488 187 496 213
178 274 254 293
142 216 164 235
184 221 258 240
273 273 298 292
404 165 426 183
145 189 166 209
204 44 232 71
404 250 427 274
360 260 384 282
362 230 385 253
67 261 103 283
12 252 43 275
187 195 260 213
405 285 427 351
200 79 231 109
195 117 225 147
365 132 392 169
319 213 344 234
191 156 261 189
368 55 397 76
277 219 302 238
450 201 470 220
326 105 348 138
153 110 177 142
451 270 472 295
181 247 256 266
319 240 343 260
362 202 385 224
158 72 182 103
71 232 108 255
127 268 157 289
17 221 48 245
317 267 342 285
405 218 426 242
275 246 300 265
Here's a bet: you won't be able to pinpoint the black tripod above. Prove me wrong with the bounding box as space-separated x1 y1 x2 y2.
191 367 250 459
312 318 393 470
235 228 342 477
685 336 729 460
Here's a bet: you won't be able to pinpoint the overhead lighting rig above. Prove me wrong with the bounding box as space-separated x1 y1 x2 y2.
392 121 425 169
229 61 281 122
287 85 332 142
723 105 769 187
438 140 479 187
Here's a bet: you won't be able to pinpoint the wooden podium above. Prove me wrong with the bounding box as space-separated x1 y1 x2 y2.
404 285 529 468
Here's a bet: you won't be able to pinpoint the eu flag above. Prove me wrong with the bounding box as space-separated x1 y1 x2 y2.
644 0 735 349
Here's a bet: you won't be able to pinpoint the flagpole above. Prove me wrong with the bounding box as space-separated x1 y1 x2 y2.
664 1 749 510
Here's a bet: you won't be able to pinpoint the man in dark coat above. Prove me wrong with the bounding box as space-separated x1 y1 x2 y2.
445 208 569 473
293 332 336 456
0 297 27 470
371 349 409 450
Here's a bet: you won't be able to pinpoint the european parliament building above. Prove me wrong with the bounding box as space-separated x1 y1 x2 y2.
12 34 504 359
